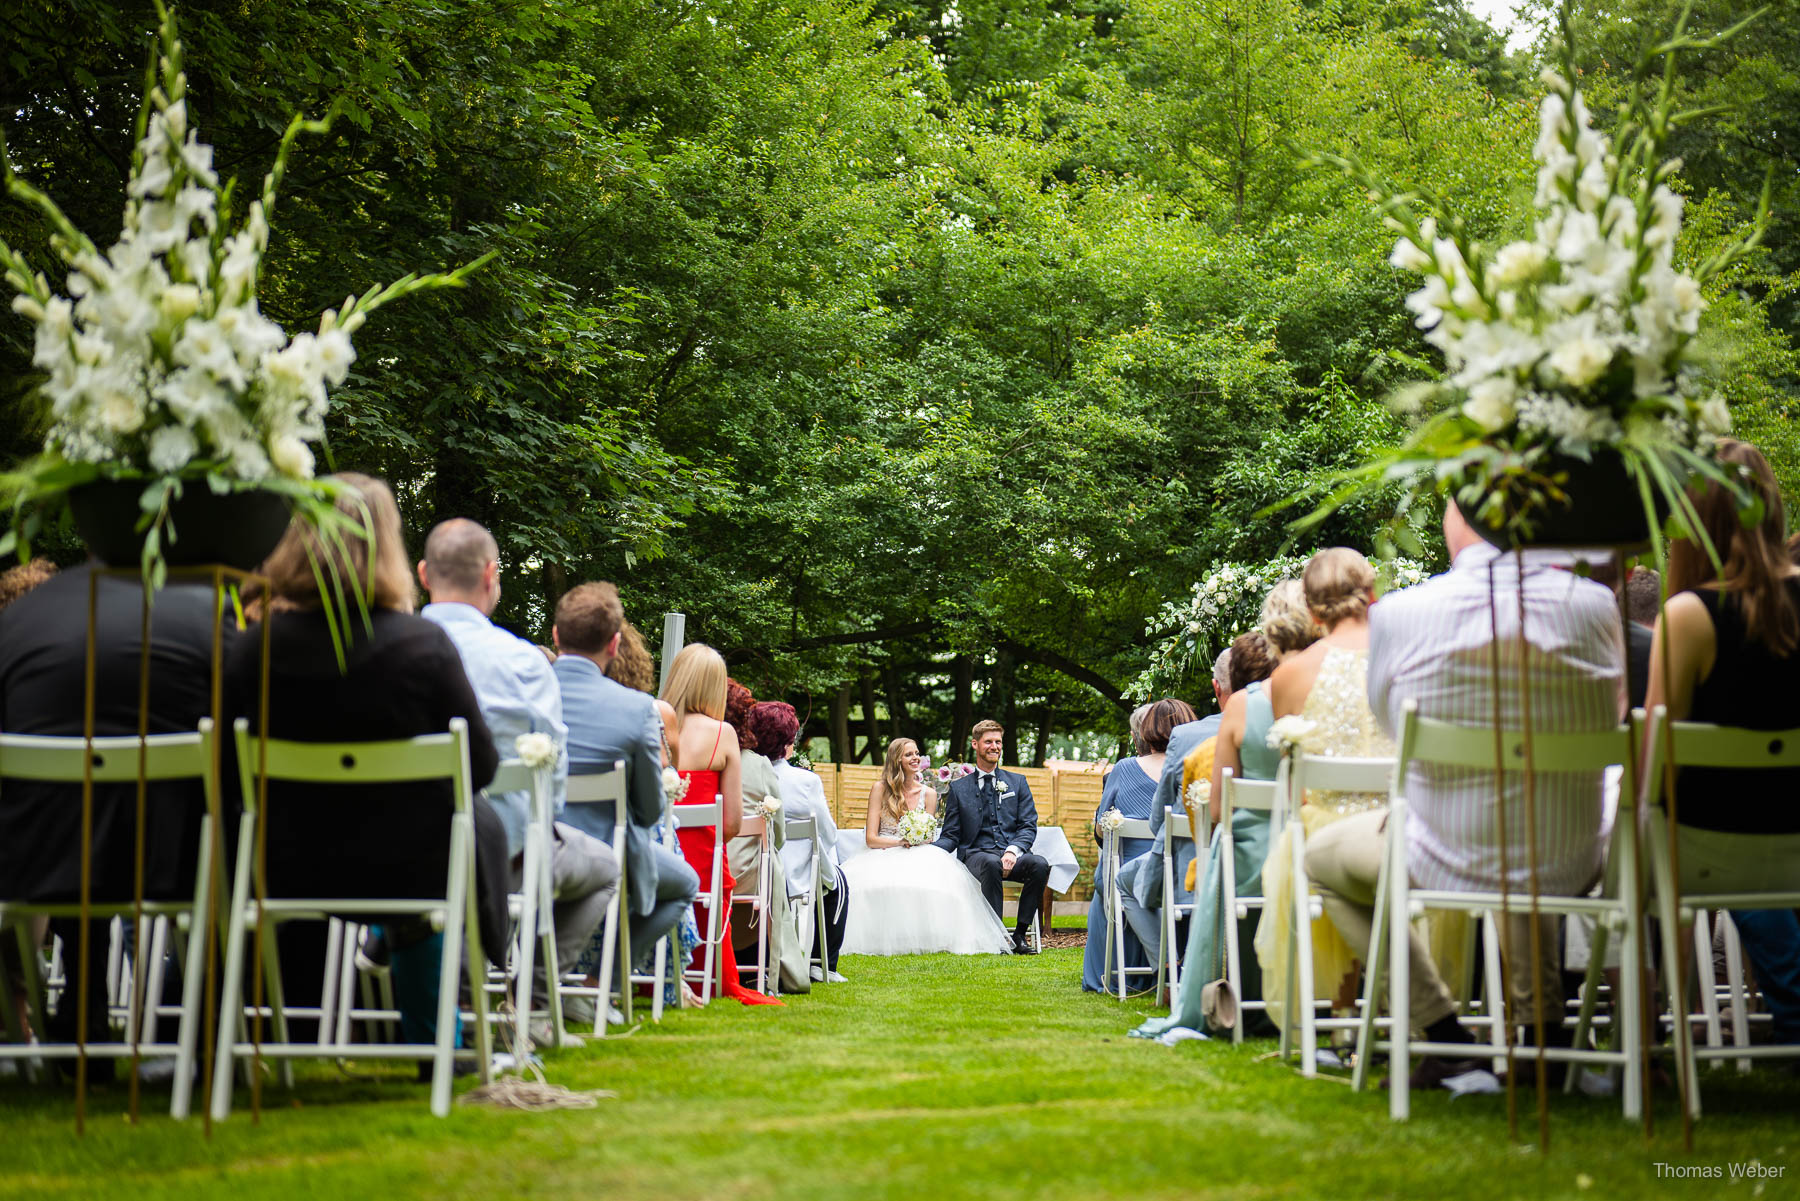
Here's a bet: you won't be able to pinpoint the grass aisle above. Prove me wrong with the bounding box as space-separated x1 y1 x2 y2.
2 948 1795 1200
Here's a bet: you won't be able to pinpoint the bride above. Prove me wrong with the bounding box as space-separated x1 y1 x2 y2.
840 738 1013 955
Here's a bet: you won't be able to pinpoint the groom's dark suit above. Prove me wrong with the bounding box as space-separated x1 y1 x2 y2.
935 767 1051 946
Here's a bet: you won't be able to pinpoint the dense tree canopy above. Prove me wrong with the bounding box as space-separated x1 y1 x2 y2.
4 0 1792 760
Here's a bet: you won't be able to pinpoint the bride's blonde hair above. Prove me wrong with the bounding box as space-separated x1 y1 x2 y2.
879 738 919 824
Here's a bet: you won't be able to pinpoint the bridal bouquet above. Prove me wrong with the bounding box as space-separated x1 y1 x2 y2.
896 809 940 847
0 0 489 586
1291 1 1767 551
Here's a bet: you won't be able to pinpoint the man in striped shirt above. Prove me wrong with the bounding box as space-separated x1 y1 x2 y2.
1306 503 1625 1085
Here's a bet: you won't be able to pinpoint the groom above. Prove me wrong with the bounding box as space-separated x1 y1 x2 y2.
936 719 1052 954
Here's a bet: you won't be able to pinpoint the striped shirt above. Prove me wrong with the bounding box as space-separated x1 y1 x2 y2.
1367 542 1625 896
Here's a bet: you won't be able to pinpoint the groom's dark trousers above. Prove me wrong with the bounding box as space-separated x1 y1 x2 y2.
966 851 1050 939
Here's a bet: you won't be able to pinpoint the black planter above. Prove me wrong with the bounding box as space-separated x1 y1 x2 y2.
69 479 293 572
1471 451 1657 551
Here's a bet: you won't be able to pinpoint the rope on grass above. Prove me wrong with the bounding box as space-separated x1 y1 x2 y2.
456 998 619 1111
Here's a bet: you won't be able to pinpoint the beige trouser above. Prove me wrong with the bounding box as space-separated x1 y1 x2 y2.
1304 809 1562 1034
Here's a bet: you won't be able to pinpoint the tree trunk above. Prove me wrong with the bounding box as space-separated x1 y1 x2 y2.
992 649 1018 766
1034 693 1057 767
950 654 975 762
859 671 884 763
883 663 917 746
830 684 851 765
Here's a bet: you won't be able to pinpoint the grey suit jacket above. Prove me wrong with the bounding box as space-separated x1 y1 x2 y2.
554 655 665 917
1121 714 1220 910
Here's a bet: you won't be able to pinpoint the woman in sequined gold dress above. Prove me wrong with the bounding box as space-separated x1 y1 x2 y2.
1254 548 1394 1026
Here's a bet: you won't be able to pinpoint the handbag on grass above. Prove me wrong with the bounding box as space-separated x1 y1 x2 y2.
1201 841 1238 1033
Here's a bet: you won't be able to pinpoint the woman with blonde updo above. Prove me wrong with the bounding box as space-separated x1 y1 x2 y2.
1254 547 1395 1034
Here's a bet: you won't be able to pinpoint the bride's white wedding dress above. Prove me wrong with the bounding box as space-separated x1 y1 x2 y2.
841 804 1013 956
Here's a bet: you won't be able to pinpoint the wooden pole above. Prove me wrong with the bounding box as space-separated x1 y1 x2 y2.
659 612 685 695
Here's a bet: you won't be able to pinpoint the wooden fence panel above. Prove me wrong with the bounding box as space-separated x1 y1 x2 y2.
836 765 883 828
1053 771 1106 900
809 764 839 824
1014 767 1055 819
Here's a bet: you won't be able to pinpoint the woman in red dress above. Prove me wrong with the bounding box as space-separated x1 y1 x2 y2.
659 644 783 1006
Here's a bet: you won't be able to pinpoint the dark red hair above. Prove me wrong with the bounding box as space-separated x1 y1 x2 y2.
725 679 758 750
747 702 800 759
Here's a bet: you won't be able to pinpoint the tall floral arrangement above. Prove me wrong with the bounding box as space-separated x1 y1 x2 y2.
0 1 489 584
1291 2 1768 552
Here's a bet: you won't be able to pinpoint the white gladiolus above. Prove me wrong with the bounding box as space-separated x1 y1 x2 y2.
159 283 201 324
1490 241 1546 287
1389 237 1433 273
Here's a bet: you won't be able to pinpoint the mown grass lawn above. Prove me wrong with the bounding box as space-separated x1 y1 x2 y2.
2 947 1795 1201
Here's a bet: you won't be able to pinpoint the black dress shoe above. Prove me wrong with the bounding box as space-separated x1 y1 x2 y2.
1012 938 1038 956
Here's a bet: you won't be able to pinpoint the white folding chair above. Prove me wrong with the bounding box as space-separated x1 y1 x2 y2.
1101 817 1155 1000
1218 770 1279 1045
783 813 834 980
483 757 564 1054
675 798 726 1004
1352 701 1642 1121
1157 804 1205 1001
1274 753 1395 1077
210 717 492 1120
0 723 218 1118
730 813 774 995
1642 708 1800 1119
554 761 632 1032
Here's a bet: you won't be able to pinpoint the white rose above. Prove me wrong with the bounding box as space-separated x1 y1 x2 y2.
269 434 315 480
96 385 146 435
1464 377 1518 432
1697 395 1732 438
514 732 558 770
1549 335 1614 389
147 423 199 473
226 437 271 481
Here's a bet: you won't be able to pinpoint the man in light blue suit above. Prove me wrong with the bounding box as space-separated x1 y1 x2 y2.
1119 647 1234 970
551 582 699 989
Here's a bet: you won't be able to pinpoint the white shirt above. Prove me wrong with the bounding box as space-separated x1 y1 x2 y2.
770 758 839 897
1367 542 1625 896
422 602 568 858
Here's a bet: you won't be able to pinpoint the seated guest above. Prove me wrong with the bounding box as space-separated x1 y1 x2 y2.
661 644 781 1005
0 552 229 1057
418 520 618 1011
722 679 805 989
226 474 510 1069
1083 698 1194 992
605 621 656 692
750 701 849 982
551 583 700 1008
1257 549 1396 1025
1649 439 1800 1045
1309 504 1623 1088
1131 630 1280 1037
1121 648 1235 970
0 558 57 611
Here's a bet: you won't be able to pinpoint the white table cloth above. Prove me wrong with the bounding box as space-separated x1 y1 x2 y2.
837 824 1080 894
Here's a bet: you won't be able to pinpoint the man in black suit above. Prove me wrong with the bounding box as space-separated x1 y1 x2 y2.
0 561 229 1048
935 719 1051 954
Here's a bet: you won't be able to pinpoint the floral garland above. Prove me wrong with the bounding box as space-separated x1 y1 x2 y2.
1130 554 1428 700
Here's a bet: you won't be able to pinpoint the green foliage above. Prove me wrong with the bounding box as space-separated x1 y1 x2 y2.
2 0 1792 752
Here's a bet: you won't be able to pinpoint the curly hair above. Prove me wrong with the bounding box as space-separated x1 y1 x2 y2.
1302 547 1376 629
746 702 800 759
724 679 758 751
604 620 655 693
1259 579 1323 657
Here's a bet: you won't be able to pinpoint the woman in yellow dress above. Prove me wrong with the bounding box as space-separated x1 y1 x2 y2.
1254 549 1394 1033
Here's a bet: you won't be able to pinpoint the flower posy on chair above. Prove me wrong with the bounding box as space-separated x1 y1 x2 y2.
0 0 490 588
1291 0 1768 554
